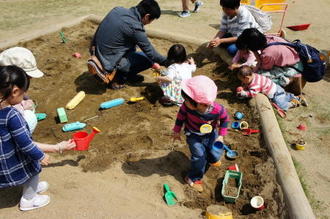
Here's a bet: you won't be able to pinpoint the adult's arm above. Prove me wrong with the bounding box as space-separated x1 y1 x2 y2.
134 30 167 65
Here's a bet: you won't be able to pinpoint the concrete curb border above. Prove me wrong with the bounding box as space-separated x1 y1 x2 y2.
0 15 315 218
255 94 315 219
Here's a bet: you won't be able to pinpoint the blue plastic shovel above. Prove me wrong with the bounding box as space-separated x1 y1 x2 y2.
223 145 239 160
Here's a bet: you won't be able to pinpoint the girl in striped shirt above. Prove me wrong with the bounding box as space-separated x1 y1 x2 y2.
172 76 229 192
236 66 306 111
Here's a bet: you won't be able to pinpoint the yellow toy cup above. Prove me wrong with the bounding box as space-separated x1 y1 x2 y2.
294 140 306 150
205 205 233 219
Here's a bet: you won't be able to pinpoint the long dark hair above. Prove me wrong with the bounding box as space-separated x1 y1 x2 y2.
238 28 267 51
0 65 30 103
167 44 187 65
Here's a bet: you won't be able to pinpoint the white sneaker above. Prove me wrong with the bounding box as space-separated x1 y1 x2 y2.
193 1 204 13
20 194 50 211
37 181 49 194
178 11 191 18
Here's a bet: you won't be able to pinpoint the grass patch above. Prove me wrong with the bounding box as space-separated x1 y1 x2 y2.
292 158 324 212
0 0 132 31
315 111 330 123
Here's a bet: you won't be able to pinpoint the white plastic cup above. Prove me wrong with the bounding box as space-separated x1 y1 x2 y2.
250 196 265 210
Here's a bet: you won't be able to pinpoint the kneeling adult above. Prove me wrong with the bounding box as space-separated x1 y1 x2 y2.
89 0 167 89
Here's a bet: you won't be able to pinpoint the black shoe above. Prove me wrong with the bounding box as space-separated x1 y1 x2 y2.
159 96 175 106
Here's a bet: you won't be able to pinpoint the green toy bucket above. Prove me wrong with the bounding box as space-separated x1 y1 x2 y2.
221 170 243 203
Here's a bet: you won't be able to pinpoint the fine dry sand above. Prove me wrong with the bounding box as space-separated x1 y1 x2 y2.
0 20 286 218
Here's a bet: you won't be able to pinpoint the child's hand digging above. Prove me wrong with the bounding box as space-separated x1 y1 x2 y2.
228 63 241 71
172 132 181 142
187 57 195 65
151 63 161 71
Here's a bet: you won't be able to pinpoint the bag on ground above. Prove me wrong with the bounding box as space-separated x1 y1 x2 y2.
244 5 273 33
267 40 327 82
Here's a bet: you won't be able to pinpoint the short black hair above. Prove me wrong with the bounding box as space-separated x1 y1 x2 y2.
181 90 197 107
238 28 267 51
238 66 253 77
137 0 161 20
220 0 240 9
167 44 187 65
0 65 30 103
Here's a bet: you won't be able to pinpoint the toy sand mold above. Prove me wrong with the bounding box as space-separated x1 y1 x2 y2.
206 205 233 219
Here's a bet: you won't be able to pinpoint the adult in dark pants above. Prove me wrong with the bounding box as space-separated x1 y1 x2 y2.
89 0 167 89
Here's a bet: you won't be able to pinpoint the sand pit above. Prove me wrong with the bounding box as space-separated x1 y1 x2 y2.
1 20 287 218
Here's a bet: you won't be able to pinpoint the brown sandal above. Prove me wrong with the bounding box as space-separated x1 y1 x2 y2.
87 55 116 84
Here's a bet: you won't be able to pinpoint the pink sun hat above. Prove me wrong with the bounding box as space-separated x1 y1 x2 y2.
181 75 217 105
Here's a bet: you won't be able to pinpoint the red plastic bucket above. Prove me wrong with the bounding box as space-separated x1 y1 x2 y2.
227 164 239 171
73 131 90 151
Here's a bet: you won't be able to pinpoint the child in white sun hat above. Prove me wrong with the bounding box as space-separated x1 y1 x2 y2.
0 47 44 78
172 75 229 192
0 47 44 133
0 47 75 154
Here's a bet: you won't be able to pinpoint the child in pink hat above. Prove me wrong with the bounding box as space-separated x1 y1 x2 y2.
172 75 229 192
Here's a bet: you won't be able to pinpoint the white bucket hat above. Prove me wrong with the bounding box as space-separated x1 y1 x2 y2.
0 47 44 78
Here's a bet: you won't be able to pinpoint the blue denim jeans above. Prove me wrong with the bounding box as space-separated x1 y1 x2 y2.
220 33 238 56
226 44 238 56
116 51 153 83
186 131 224 182
272 85 296 111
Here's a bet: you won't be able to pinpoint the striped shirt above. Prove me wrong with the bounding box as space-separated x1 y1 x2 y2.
0 107 44 188
173 102 229 136
220 6 260 37
241 73 277 98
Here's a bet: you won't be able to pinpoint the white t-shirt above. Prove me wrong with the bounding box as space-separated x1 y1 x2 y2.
165 62 196 80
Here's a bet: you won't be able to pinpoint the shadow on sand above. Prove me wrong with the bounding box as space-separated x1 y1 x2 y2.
122 150 190 184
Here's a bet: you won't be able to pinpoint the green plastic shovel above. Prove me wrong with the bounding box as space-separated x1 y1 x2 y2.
163 184 177 206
